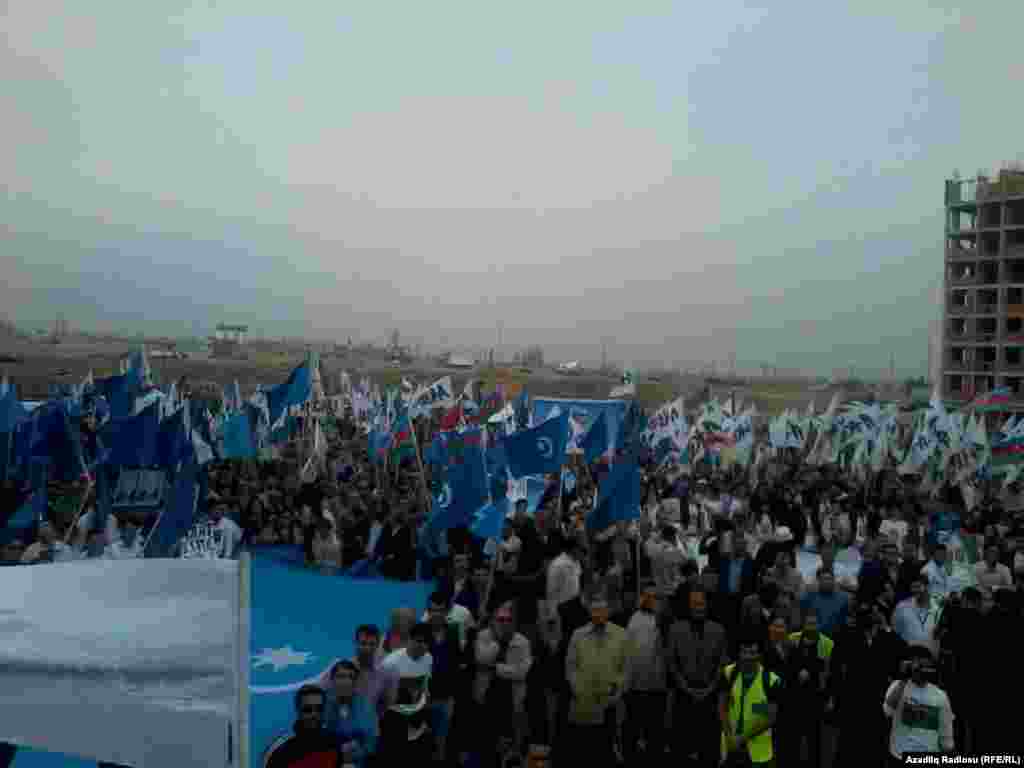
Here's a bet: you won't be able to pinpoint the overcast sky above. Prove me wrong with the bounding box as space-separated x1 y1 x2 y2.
3 2 1023 376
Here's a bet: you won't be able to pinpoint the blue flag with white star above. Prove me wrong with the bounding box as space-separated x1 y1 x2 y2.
249 553 433 763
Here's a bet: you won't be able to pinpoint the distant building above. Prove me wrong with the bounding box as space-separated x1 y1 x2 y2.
446 353 475 369
211 324 248 359
215 324 248 344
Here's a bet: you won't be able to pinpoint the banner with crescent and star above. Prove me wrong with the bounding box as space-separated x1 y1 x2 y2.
530 398 629 456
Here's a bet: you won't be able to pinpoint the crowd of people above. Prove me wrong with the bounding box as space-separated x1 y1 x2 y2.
251 414 1024 767
4 405 1022 767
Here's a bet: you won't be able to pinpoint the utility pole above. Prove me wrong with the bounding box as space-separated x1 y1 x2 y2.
496 321 503 365
889 351 896 381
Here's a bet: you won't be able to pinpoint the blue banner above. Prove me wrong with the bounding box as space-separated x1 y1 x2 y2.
530 398 629 455
249 553 433 764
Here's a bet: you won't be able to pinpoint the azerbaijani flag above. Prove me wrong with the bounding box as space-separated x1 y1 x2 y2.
969 386 1011 412
391 412 417 464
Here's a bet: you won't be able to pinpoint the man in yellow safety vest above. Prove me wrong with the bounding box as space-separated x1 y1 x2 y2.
719 632 782 766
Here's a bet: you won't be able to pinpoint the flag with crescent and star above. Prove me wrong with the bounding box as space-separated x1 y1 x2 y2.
503 412 569 478
425 426 489 534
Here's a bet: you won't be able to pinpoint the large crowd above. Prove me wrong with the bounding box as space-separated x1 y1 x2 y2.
4 406 1021 768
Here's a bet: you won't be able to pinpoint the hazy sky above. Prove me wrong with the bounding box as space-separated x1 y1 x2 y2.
3 2 1023 376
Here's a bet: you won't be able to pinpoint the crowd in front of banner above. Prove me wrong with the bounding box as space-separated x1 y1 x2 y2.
3 355 1024 767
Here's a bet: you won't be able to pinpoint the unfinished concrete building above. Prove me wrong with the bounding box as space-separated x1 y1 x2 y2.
944 169 1024 403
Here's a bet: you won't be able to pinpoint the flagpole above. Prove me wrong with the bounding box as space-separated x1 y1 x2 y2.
140 464 177 555
64 476 95 545
409 415 431 513
1 430 10 485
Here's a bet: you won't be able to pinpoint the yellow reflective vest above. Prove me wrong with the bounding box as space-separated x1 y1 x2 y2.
720 663 780 764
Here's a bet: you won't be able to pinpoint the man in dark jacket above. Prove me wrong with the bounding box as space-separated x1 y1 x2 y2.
378 506 416 581
829 604 907 768
265 685 341 768
666 587 728 766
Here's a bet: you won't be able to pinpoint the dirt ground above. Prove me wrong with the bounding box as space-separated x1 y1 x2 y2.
1 339 835 414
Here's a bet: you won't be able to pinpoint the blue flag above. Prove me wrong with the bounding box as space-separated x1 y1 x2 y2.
503 413 569 478
0 385 27 433
586 450 641 533
469 496 510 541
28 403 84 482
267 362 312 427
222 412 256 459
368 429 392 465
485 441 509 477
157 406 191 467
581 411 609 464
249 553 432 762
144 457 198 558
526 475 549 515
95 373 138 422
427 429 488 534
102 402 160 467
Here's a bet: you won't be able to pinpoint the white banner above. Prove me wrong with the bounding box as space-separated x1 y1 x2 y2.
0 559 239 767
643 397 687 455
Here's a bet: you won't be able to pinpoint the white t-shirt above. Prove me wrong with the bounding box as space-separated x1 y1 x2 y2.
382 648 433 679
883 681 954 757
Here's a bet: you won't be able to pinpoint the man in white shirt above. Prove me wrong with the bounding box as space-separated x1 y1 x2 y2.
546 538 583 619
382 622 433 711
883 647 954 760
210 503 242 559
891 577 938 657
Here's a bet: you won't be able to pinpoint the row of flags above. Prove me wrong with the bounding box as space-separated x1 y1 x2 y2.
1 350 320 555
412 392 648 541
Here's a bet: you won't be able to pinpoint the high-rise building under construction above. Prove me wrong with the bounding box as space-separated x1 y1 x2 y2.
944 169 1024 404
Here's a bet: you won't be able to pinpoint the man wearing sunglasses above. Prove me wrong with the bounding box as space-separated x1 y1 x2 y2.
265 684 343 768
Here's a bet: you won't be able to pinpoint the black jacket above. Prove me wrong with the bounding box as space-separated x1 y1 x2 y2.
378 523 416 580
265 726 340 768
